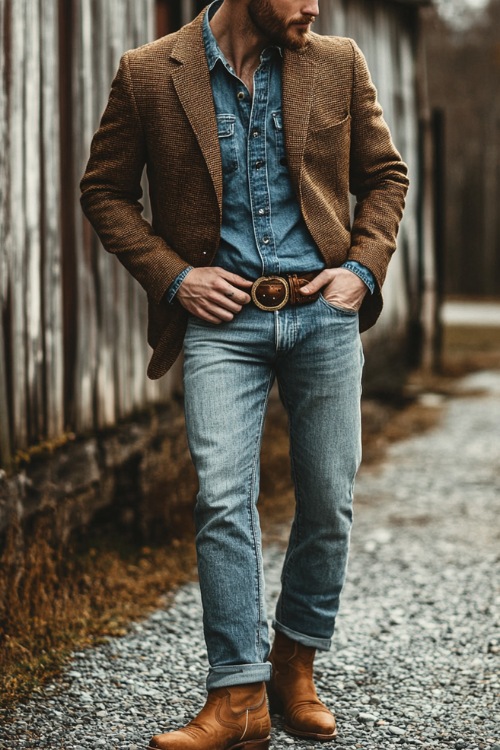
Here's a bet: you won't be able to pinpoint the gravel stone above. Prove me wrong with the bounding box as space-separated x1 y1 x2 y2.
358 712 378 723
1 372 499 749
388 725 406 736
79 693 93 703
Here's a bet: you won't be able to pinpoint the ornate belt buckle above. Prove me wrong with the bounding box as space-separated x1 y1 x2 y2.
251 276 290 311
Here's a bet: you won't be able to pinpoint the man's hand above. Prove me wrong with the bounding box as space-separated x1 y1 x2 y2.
177 267 253 323
301 267 368 311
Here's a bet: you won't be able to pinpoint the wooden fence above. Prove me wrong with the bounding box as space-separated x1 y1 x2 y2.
0 0 179 472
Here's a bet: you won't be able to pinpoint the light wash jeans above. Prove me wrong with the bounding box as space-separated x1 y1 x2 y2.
182 295 364 690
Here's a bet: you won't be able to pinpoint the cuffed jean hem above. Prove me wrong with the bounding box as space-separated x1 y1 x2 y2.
272 620 332 651
206 662 272 690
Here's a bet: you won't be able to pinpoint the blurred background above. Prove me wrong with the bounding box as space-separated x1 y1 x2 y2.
0 0 499 709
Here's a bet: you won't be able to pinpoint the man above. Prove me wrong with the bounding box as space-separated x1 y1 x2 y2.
80 1 409 748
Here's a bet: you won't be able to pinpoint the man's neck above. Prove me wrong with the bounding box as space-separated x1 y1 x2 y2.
209 1 272 87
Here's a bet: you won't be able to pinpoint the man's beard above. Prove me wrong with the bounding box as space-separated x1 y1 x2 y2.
247 0 314 51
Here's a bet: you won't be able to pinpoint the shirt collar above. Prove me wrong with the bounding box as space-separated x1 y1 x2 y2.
203 0 282 73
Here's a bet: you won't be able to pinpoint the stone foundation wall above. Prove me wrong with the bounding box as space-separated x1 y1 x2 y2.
0 401 197 607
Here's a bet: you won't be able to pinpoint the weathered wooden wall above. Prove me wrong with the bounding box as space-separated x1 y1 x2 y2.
0 0 63 466
0 0 179 472
70 0 174 436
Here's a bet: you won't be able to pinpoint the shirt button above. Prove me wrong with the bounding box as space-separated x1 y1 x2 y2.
252 130 259 138
258 208 265 215
255 160 264 169
262 236 270 244
237 91 245 101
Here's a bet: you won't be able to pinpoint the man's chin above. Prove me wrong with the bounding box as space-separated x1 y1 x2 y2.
283 28 312 51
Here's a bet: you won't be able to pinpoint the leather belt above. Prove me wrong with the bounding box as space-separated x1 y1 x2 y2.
251 272 320 311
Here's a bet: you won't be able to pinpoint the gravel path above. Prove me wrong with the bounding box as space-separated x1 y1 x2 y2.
1 371 499 750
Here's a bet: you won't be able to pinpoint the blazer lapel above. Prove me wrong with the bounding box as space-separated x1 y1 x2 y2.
171 13 223 210
282 45 316 187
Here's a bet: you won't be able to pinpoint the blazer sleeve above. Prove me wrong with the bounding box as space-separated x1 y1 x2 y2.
80 52 190 305
347 40 410 291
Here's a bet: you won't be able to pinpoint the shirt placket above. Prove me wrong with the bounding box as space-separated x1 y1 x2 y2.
247 56 278 277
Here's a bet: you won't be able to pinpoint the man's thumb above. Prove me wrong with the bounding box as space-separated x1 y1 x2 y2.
301 270 329 294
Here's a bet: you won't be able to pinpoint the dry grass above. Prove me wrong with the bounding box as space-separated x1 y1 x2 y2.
0 519 197 710
439 323 500 376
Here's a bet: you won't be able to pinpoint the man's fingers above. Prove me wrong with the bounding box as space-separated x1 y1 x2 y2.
177 268 251 312
224 288 251 305
301 269 333 294
220 270 253 289
210 292 246 312
210 269 252 303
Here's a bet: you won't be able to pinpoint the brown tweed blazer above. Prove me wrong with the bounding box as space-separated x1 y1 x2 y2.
80 8 409 380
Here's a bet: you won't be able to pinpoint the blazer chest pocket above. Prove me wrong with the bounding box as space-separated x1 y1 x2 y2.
305 114 351 176
217 114 239 174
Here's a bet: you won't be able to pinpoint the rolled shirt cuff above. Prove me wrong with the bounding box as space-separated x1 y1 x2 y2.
341 260 376 295
166 266 194 303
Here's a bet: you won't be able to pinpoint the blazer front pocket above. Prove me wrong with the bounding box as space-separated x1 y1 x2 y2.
305 115 352 183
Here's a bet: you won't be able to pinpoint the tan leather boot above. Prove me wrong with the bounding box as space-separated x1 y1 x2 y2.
267 631 337 741
149 682 271 750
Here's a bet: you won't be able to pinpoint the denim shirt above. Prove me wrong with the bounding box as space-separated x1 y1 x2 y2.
167 0 374 301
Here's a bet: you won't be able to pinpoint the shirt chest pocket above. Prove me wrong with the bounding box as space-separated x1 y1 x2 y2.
217 114 239 174
271 111 288 170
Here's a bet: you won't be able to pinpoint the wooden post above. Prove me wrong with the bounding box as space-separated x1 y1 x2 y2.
417 7 438 373
483 103 499 296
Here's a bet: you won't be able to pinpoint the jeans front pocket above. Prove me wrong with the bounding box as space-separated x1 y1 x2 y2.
318 293 359 317
217 114 239 174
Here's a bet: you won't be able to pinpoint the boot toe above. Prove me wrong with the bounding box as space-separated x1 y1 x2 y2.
149 731 189 750
287 704 337 740
149 734 170 749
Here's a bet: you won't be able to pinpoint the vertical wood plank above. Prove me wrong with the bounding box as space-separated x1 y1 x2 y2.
9 0 29 450
73 0 99 432
40 0 64 439
0 0 13 469
110 0 131 423
24 0 44 441
93 0 117 428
